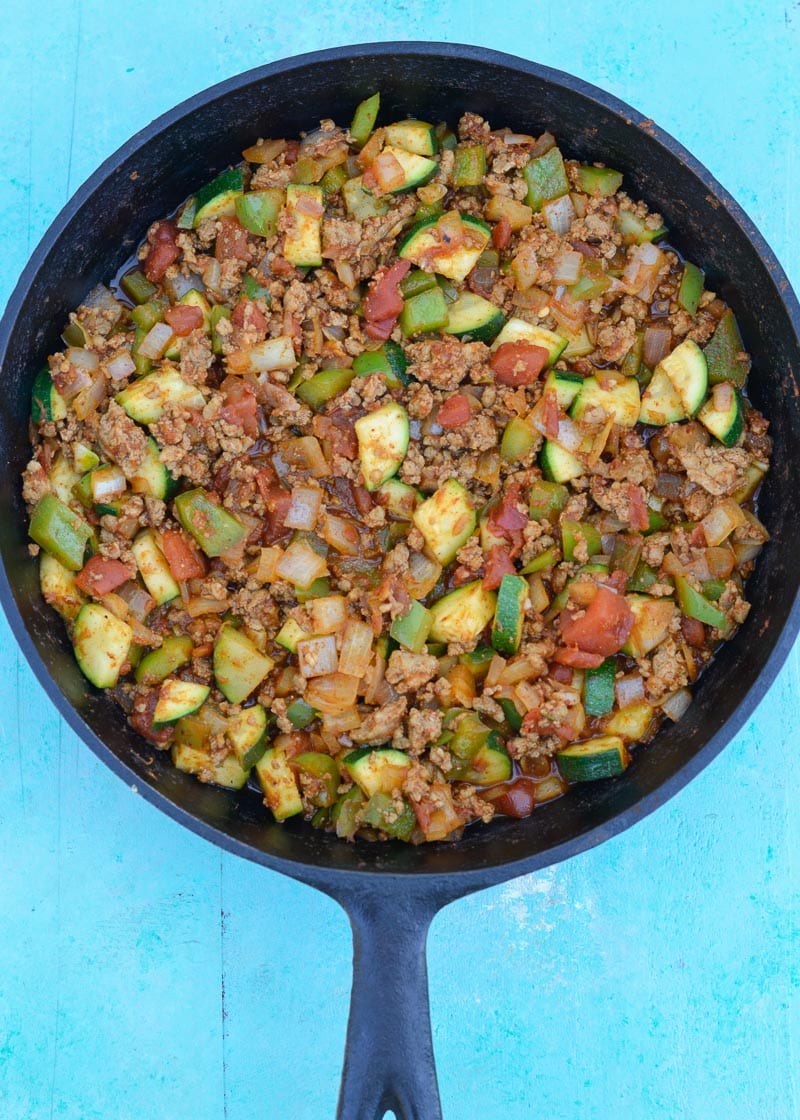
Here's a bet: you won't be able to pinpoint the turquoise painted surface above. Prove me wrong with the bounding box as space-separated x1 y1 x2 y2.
1 3 798 1118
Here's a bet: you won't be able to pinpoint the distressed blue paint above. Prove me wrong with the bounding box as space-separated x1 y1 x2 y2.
1 4 798 1119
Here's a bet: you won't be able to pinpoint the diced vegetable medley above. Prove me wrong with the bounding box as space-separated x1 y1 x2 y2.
23 95 771 843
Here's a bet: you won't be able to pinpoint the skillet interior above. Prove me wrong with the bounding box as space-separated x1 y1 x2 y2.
2 43 799 882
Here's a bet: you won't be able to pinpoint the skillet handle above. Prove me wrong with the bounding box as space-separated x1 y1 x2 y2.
337 888 442 1120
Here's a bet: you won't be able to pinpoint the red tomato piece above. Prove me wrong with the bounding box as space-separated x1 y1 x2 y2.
559 584 635 659
490 341 549 386
74 555 134 597
231 297 268 336
492 216 512 250
144 220 180 282
681 615 706 648
215 216 252 263
220 377 259 439
437 393 472 429
543 387 561 439
628 484 650 531
482 545 516 590
163 304 204 337
487 484 529 552
552 646 606 669
160 530 207 580
483 778 538 819
363 259 411 330
364 318 396 341
130 688 174 747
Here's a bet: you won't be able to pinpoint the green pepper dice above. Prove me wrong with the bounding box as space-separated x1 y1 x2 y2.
235 189 283 238
29 494 93 571
174 488 248 557
399 286 449 337
523 147 569 211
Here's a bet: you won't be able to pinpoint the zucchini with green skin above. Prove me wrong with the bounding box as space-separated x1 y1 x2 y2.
398 213 491 283
283 184 324 267
390 600 433 653
464 734 512 785
115 368 205 426
193 168 244 226
556 735 630 782
453 145 487 188
29 494 93 571
638 367 686 426
376 478 420 519
492 318 567 366
227 704 269 769
703 309 750 388
605 701 655 741
275 617 310 654
542 369 584 410
129 437 176 501
583 657 616 717
213 624 275 705
499 416 538 463
255 748 303 819
697 383 744 446
136 634 193 685
529 479 568 521
384 119 438 157
49 454 81 505
657 338 708 417
153 678 210 726
615 210 667 245
570 376 641 428
444 292 505 343
172 735 250 790
621 595 676 657
344 748 412 796
429 580 497 644
540 441 584 484
352 340 409 388
354 402 410 490
295 367 356 409
342 176 390 220
361 791 417 841
377 145 438 192
491 575 528 655
131 530 180 605
31 367 67 423
292 752 341 808
174 488 247 557
235 188 283 237
412 479 476 565
72 603 133 688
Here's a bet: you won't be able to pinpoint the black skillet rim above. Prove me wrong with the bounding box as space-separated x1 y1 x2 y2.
1 41 799 893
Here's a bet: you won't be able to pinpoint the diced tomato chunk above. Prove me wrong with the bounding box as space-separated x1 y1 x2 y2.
163 304 204 337
144 220 180 282
437 394 472 429
559 584 634 660
482 545 516 590
490 341 549 386
681 615 706 648
363 259 410 339
220 376 259 438
74 555 134 597
543 387 560 439
215 216 252 263
492 216 512 250
628 484 650 531
482 778 538 819
160 530 207 580
552 646 606 669
231 297 268 336
488 484 528 556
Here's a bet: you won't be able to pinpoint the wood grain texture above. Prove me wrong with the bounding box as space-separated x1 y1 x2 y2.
0 3 798 1118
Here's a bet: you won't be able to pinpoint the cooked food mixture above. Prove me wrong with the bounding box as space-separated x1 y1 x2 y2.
23 94 771 842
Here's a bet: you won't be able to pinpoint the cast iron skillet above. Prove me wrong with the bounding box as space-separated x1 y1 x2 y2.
2 42 799 1120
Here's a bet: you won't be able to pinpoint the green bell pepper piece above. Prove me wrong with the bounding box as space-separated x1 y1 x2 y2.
333 785 366 839
236 188 283 237
286 699 318 729
529 480 568 522
136 634 194 685
209 305 232 356
576 165 623 197
320 165 348 199
500 417 537 463
174 488 247 557
497 696 523 733
674 574 727 628
292 752 340 807
350 92 380 148
352 340 409 388
620 330 644 380
400 269 438 299
131 327 152 376
521 544 560 574
131 300 165 331
241 274 271 302
361 791 416 840
399 287 449 337
561 519 602 562
295 368 356 410
703 309 750 388
523 147 569 212
628 560 658 594
29 494 93 571
610 534 643 578
120 269 157 305
701 578 726 601
583 657 616 716
453 144 486 188
678 261 705 316
390 600 433 653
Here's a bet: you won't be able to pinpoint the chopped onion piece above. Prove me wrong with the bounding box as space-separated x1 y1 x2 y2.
305 672 360 714
73 371 107 419
66 347 100 373
615 674 646 708
185 597 228 617
659 687 692 722
284 484 323 531
542 194 576 235
297 635 339 679
249 546 282 582
248 335 297 372
320 512 360 556
137 322 175 360
642 324 672 369
282 436 329 478
553 249 582 285
700 499 746 546
164 272 205 302
90 465 127 502
623 243 665 301
115 583 156 621
732 539 763 565
712 382 733 412
404 550 442 599
106 352 137 382
308 594 349 635
275 539 328 588
338 619 374 679
321 709 361 734
705 546 736 579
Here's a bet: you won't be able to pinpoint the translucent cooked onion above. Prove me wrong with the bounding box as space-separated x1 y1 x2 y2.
275 539 328 588
90 465 126 502
248 335 297 372
338 619 374 679
705 546 736 579
321 709 361 734
660 687 692 721
137 321 174 360
700 499 746 546
404 550 442 599
185 596 228 617
308 594 349 635
732 539 763 565
552 249 582 285
623 243 665 300
73 371 107 419
305 672 360 714
297 634 339 679
615 674 645 707
106 351 137 382
282 436 329 478
284 484 323 531
542 195 576 236
712 382 733 412
164 271 205 302
115 583 156 621
66 346 99 373
320 512 360 556
642 324 672 369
